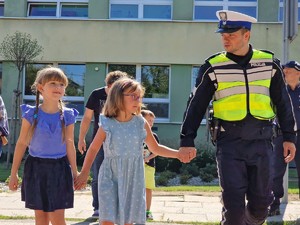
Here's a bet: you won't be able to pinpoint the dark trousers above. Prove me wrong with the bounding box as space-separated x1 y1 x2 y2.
271 134 300 203
217 121 274 225
91 148 104 210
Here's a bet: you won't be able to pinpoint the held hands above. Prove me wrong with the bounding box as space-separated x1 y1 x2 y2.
283 141 296 163
74 171 89 191
178 147 197 163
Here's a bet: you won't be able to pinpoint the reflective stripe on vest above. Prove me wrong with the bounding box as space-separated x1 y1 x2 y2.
209 49 276 121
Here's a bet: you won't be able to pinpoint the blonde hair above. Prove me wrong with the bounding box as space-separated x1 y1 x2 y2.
141 109 155 118
102 78 145 117
28 66 68 143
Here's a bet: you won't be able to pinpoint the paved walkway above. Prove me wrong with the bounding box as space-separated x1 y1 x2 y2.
0 190 300 224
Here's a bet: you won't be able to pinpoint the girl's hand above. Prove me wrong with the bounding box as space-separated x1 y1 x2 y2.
74 171 88 190
73 170 79 180
8 174 19 191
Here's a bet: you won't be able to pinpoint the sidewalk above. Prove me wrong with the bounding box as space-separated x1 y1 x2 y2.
0 190 300 224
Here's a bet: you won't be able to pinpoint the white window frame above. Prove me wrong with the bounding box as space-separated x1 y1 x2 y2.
194 0 258 21
27 0 88 18
109 0 173 20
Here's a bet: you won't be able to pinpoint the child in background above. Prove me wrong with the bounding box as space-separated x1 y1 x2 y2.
75 77 192 225
0 95 9 157
141 109 158 221
9 67 79 225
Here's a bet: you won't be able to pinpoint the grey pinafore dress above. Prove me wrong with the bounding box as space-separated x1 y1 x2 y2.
98 114 147 225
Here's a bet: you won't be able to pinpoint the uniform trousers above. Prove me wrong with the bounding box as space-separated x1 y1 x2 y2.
271 134 300 204
216 121 274 225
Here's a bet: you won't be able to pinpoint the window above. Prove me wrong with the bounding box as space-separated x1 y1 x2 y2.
278 0 300 21
108 64 170 120
24 63 86 115
0 63 2 94
0 1 4 17
110 0 172 20
192 66 208 124
61 4 88 17
28 3 57 17
192 66 200 91
194 0 257 21
27 0 88 18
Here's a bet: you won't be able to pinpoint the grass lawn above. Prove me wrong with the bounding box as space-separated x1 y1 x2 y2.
1 161 299 195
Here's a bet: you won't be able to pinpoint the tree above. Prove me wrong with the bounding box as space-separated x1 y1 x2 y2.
0 31 43 167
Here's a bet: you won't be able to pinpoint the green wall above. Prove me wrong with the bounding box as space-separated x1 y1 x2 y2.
2 62 20 116
4 0 26 17
258 0 279 22
89 0 109 19
173 0 194 20
85 63 106 103
170 64 192 122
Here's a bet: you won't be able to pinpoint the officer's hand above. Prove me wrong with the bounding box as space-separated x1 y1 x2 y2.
178 147 197 163
283 141 296 163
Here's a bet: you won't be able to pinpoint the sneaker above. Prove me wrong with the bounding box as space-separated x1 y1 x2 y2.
146 211 153 220
92 209 99 218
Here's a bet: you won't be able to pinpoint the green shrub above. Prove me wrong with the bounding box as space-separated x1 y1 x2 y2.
156 170 177 186
180 163 200 177
179 173 192 185
199 163 218 183
156 175 169 186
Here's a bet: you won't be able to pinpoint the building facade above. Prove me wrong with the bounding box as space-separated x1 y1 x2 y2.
0 0 300 147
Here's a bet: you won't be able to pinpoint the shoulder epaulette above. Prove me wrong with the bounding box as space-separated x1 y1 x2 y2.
257 49 274 55
205 51 225 63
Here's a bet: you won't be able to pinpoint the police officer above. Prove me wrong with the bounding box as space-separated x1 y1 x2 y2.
179 10 296 225
269 61 300 216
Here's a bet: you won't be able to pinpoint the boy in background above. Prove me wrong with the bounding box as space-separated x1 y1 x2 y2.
141 109 158 220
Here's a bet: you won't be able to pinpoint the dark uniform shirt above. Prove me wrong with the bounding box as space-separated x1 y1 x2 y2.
85 87 107 138
180 45 296 147
288 85 300 131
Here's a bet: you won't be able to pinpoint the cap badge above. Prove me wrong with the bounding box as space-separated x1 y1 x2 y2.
219 12 227 21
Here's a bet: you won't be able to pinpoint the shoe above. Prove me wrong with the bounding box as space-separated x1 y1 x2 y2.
92 209 99 218
268 207 280 217
146 211 153 220
268 197 281 217
268 205 280 217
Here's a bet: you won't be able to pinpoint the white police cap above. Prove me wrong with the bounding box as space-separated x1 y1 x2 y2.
216 10 257 33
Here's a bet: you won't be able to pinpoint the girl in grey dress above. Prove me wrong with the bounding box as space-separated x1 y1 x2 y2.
75 78 187 225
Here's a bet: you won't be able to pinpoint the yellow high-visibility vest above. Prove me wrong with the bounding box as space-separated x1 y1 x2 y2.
209 49 276 121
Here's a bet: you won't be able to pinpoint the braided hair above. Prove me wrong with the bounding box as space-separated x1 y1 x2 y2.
27 67 68 143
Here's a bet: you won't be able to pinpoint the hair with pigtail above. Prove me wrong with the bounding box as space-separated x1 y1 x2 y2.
27 66 68 143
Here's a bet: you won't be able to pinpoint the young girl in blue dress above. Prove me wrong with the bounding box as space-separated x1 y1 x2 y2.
75 77 192 225
9 67 79 225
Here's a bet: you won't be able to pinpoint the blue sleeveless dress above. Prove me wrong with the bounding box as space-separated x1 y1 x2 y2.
98 114 147 225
